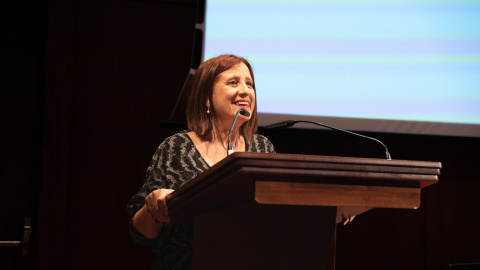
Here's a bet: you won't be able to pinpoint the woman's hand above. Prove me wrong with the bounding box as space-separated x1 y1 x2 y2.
336 206 367 225
340 211 355 225
145 189 175 223
133 189 175 238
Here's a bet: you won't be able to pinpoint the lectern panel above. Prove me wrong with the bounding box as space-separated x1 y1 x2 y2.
255 181 421 209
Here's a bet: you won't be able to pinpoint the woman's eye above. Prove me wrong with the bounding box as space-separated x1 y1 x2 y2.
247 81 253 87
228 81 238 86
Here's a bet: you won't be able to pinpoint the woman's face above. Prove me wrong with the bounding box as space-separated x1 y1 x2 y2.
211 62 256 129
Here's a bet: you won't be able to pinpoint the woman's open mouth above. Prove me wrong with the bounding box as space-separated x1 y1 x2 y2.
234 100 250 110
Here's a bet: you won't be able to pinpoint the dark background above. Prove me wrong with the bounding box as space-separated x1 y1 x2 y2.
1 1 479 269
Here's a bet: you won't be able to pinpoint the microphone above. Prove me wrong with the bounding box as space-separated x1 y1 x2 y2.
227 109 251 155
264 120 296 129
265 120 392 160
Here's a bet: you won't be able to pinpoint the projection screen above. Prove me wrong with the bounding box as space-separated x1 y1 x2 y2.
203 0 480 137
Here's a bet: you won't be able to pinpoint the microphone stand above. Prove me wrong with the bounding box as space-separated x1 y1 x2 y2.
266 120 392 160
227 109 250 155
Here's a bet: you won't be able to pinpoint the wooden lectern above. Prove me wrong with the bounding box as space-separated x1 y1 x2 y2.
166 152 441 270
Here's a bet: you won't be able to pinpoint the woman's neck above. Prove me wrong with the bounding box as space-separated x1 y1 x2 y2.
189 128 245 167
212 126 242 149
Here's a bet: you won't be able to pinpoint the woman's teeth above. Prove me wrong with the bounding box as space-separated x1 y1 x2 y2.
235 101 249 107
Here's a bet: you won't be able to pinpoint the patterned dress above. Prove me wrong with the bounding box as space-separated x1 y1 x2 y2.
127 131 275 270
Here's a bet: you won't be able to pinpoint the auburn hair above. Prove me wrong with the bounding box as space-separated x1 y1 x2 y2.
186 54 258 141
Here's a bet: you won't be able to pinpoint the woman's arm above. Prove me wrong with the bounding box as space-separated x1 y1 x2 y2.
133 189 174 239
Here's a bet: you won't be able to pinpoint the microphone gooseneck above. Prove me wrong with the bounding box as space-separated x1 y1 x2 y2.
266 120 392 160
228 109 251 155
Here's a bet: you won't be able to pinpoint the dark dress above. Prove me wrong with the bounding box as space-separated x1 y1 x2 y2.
127 131 275 270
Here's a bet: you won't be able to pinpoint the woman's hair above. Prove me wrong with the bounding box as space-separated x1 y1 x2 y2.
186 54 258 141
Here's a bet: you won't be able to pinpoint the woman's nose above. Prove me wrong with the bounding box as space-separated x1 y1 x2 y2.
238 82 252 94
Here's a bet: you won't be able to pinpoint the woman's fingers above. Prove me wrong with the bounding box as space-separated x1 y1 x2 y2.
158 196 169 216
342 213 356 225
145 189 175 223
157 189 174 218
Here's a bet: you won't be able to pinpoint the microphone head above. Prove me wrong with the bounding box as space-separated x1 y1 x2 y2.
265 120 296 129
238 108 251 117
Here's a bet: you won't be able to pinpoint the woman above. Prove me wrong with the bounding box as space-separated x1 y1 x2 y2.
127 54 275 269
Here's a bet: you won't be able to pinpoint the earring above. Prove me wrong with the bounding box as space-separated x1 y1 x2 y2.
207 106 210 114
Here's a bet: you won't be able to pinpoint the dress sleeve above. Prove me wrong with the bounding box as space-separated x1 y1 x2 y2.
250 134 276 153
263 136 276 153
